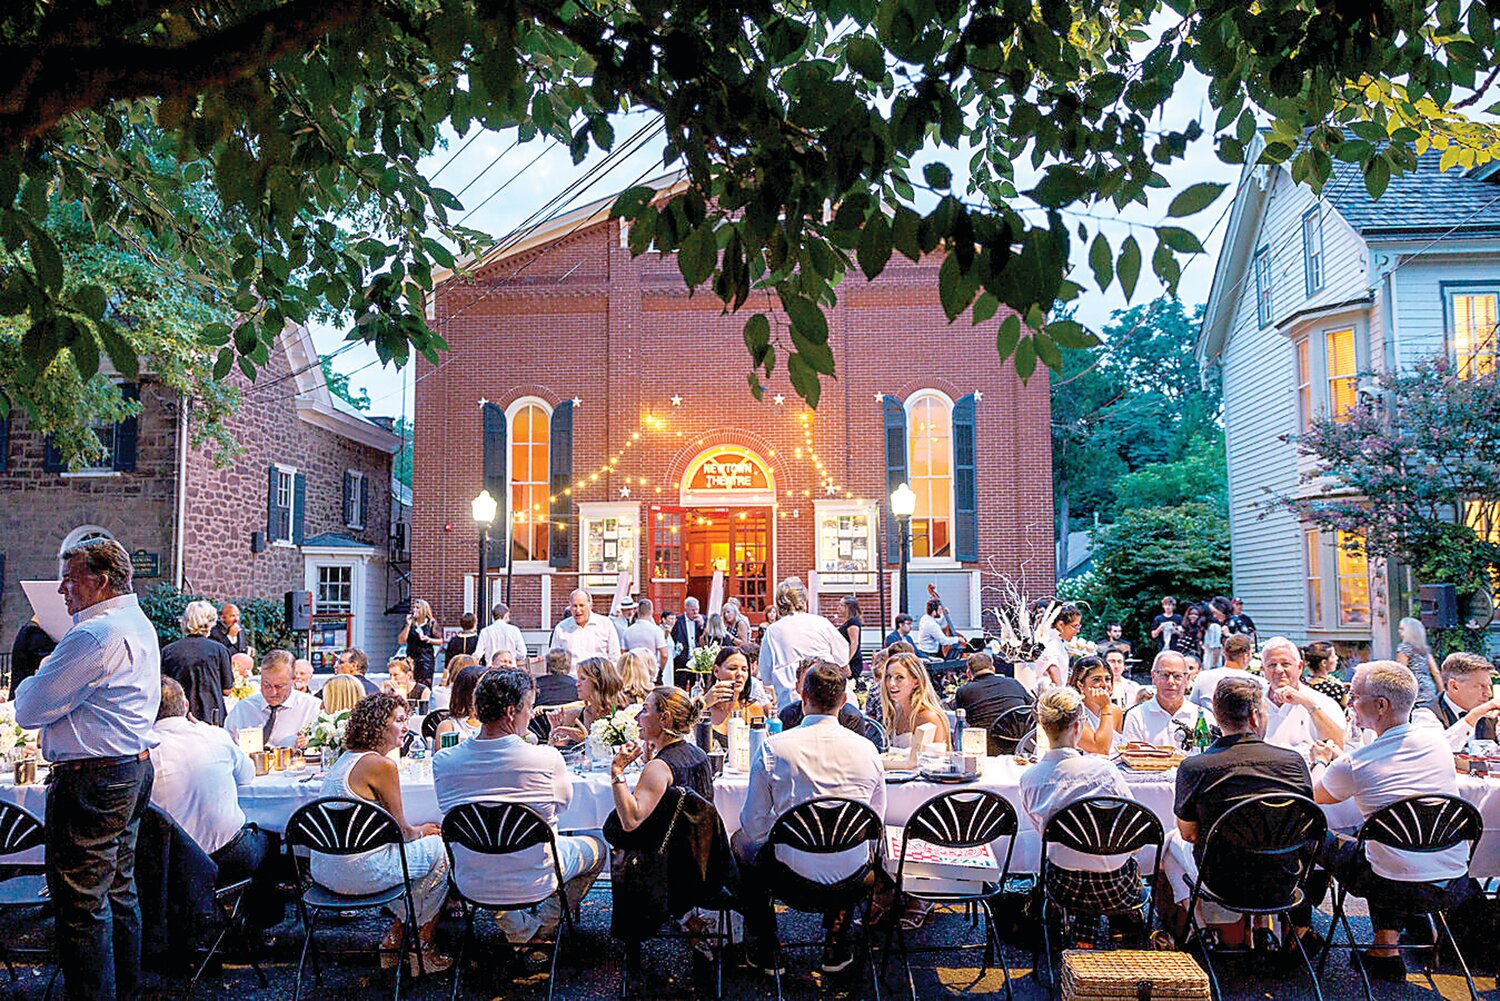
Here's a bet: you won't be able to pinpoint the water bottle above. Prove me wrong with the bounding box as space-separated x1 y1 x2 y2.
749 719 767 765
695 711 714 751
407 734 428 779
767 717 783 736
953 709 967 754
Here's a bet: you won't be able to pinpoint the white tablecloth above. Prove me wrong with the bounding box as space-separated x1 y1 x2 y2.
4 758 1498 876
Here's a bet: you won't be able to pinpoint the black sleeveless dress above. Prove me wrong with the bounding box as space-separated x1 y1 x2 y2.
654 739 714 801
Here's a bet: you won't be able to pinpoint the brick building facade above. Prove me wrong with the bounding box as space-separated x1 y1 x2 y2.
0 325 406 663
414 178 1054 635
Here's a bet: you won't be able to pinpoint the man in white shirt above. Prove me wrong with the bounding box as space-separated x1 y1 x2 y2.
1187 633 1266 710
736 662 885 974
476 601 529 667
151 678 274 887
915 596 962 660
224 651 321 748
1020 688 1143 933
1259 636 1345 759
1313 661 1471 982
622 597 672 684
1121 651 1213 749
547 589 621 664
433 669 604 945
1410 651 1499 749
758 578 849 708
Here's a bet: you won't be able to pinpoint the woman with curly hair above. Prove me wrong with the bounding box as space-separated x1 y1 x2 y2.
312 693 450 975
548 656 627 746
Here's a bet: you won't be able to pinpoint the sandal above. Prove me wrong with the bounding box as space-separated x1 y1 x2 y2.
409 945 453 977
379 926 404 971
899 899 934 932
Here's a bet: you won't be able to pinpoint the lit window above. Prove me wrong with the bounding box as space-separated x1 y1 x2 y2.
906 393 953 560
317 565 353 614
1302 208 1324 295
1305 529 1323 627
1254 247 1273 327
1325 328 1357 421
508 402 551 562
1295 337 1312 432
1451 291 1498 379
1335 530 1369 626
1465 500 1500 599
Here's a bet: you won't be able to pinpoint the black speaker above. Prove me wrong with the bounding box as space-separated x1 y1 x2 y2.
250 531 266 554
285 589 312 631
1419 583 1458 630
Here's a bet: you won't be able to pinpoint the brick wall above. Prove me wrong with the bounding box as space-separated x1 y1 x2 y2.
414 219 1054 632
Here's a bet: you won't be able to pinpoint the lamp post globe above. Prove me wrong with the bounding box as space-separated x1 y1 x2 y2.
471 490 497 625
890 483 915 616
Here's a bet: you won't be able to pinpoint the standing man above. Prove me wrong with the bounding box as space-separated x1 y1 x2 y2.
671 597 707 677
1227 598 1258 647
209 602 251 658
1150 596 1182 653
224 651 320 748
548 589 621 664
476 601 528 667
1100 622 1131 660
1121 651 1213 749
1259 637 1345 759
610 596 635 651
758 579 849 708
623 597 672 684
15 538 160 1001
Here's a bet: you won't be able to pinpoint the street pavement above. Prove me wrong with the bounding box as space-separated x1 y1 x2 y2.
3 883 1492 1000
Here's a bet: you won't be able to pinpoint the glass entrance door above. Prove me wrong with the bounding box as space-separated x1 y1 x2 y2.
647 505 687 615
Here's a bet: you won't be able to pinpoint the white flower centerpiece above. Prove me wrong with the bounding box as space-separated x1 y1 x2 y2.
0 703 38 759
685 643 720 696
301 708 351 767
586 706 641 769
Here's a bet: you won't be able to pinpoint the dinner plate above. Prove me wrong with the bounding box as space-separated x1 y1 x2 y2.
919 768 980 784
885 769 921 783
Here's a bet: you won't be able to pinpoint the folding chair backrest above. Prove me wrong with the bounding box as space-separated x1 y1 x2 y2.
988 704 1036 753
0 800 43 856
284 796 404 856
1015 729 1038 757
1198 793 1326 910
1360 794 1482 859
1042 795 1163 856
905 789 1017 849
421 709 451 744
442 801 556 856
861 717 888 751
768 797 883 854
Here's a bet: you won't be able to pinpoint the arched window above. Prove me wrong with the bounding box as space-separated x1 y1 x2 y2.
59 524 115 558
507 399 552 562
905 391 953 560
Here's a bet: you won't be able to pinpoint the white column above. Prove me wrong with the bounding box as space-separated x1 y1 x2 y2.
540 574 553 630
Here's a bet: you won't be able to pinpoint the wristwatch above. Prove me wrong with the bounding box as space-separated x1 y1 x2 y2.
611 773 627 785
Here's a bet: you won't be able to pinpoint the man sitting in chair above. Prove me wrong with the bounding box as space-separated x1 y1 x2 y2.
914 597 963 661
735 661 885 977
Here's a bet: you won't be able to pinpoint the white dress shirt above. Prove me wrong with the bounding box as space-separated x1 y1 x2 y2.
1120 697 1213 749
915 615 954 656
1036 634 1072 687
623 620 670 658
433 733 573 904
1319 723 1468 882
1411 695 1485 751
548 613 621 664
1020 747 1136 872
1263 685 1343 759
475 620 528 666
758 612 849 708
739 714 885 883
15 593 161 762
224 689 322 747
1187 667 1267 710
150 716 255 855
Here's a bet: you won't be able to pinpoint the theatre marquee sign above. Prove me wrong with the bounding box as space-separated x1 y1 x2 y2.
681 448 776 505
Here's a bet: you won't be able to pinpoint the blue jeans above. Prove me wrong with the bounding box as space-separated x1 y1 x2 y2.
45 756 153 1001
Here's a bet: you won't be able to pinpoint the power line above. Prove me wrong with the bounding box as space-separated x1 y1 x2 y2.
429 129 485 181
456 139 559 225
452 135 522 199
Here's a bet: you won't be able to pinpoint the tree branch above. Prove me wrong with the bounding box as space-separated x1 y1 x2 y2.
1455 62 1500 110
0 0 391 147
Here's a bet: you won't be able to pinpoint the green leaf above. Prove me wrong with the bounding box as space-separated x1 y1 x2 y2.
1014 336 1037 382
74 284 107 320
995 314 1021 360
782 294 828 343
1117 235 1142 299
1166 182 1227 218
743 312 771 367
214 347 234 381
611 185 656 219
1028 166 1089 208
891 206 922 262
1046 319 1101 350
1032 330 1062 371
972 291 999 325
97 320 138 380
788 353 822 408
1155 226 1204 254
923 162 953 190
70 323 99 379
26 224 63 291
938 253 976 321
678 223 717 288
857 211 893 279
1365 156 1391 199
845 35 886 80
1089 232 1113 292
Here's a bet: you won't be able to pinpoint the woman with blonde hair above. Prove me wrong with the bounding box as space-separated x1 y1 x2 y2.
320 675 364 713
618 648 658 704
549 656 628 746
1396 616 1441 705
703 612 729 648
881 652 951 750
382 656 430 705
161 599 234 725
721 599 751 646
397 598 443 687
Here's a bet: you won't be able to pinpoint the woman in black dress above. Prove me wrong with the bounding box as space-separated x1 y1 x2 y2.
161 600 234 725
837 595 865 678
444 612 480 663
608 686 713 826
397 598 443 686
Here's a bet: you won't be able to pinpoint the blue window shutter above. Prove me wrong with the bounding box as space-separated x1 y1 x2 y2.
112 383 139 472
342 471 354 527
549 401 574 568
482 402 507 567
953 393 978 562
266 465 278 538
0 415 9 473
292 472 306 545
359 474 369 531
883 395 907 563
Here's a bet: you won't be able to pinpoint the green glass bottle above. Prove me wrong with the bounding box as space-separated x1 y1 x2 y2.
1193 713 1211 752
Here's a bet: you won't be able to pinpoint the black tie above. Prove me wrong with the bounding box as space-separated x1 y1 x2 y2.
263 704 283 746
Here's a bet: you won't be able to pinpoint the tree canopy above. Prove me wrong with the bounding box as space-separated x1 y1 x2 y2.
6 0 1500 452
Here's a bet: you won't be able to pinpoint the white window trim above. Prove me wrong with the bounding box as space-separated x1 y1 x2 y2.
58 525 115 559
303 555 369 649
813 499 879 592
903 389 960 569
60 471 122 479
1254 246 1273 328
272 463 298 547
345 470 366 530
1302 206 1324 296
577 501 640 593
1304 528 1372 636
1443 283 1500 377
505 396 554 572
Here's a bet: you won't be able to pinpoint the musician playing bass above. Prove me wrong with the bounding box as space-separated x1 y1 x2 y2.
915 596 964 661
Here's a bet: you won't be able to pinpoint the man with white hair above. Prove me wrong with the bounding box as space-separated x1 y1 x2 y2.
1313 662 1469 982
1121 651 1213 749
671 596 706 677
476 601 528 666
161 598 234 725
547 589 620 663
758 578 849 707
1259 637 1344 759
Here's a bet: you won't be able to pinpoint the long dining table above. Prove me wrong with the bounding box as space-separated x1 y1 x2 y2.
6 754 1495 877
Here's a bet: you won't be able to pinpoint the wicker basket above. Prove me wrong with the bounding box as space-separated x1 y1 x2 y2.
1117 749 1187 772
1061 949 1210 1001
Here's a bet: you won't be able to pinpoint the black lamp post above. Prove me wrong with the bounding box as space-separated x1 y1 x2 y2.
471 490 497 621
890 482 916 616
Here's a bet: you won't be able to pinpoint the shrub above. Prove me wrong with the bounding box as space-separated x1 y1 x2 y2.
139 583 299 658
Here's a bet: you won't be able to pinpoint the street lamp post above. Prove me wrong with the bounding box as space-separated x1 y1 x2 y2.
471 490 497 623
890 483 916 617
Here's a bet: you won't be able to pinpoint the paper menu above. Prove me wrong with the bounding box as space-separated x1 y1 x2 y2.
21 581 73 642
236 728 264 755
883 827 999 881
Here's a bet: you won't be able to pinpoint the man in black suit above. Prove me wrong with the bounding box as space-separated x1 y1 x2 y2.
1411 650 1498 747
671 596 707 676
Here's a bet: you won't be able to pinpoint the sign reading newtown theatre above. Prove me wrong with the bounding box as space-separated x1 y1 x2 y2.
687 450 771 492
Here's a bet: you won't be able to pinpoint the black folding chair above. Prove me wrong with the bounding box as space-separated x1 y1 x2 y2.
189 874 270 989
885 790 1019 1001
1319 794 1484 1001
1184 793 1327 1001
284 797 423 1001
1037 796 1164 997
0 800 56 996
1014 729 1038 758
764 796 885 1000
986 705 1035 756
442 801 575 1001
421 709 451 746
861 717 889 751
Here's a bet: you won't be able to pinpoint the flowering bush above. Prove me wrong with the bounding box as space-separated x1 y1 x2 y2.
588 707 640 755
301 709 350 751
